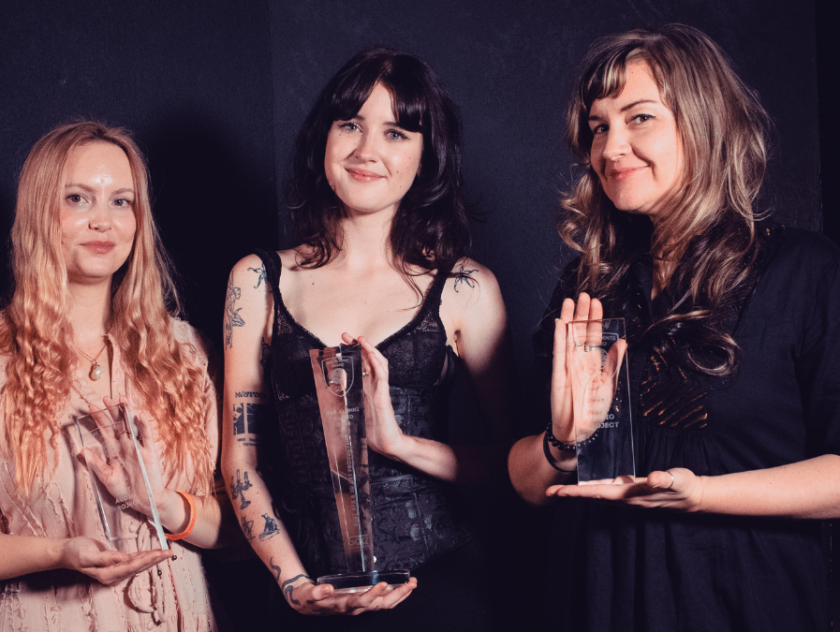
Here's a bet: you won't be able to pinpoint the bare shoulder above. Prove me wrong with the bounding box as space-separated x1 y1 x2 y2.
228 253 271 294
443 257 502 309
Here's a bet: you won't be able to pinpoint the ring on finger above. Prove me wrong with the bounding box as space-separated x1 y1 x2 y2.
666 471 675 489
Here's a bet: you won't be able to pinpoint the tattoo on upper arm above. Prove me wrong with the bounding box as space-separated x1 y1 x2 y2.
269 557 281 581
281 574 311 606
240 515 255 542
453 263 478 293
230 469 253 509
259 513 280 541
224 285 245 349
248 265 267 289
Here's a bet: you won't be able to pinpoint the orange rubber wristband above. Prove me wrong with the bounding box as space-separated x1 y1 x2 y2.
165 490 197 541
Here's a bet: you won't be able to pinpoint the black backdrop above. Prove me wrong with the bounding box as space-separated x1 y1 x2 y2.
0 0 837 629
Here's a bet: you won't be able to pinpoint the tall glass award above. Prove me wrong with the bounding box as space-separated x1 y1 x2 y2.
567 318 635 484
64 404 169 552
309 344 410 592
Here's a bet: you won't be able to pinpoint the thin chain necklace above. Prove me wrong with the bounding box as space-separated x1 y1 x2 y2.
77 339 108 381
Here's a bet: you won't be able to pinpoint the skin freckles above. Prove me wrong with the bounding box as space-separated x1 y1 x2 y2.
324 82 423 219
588 60 683 226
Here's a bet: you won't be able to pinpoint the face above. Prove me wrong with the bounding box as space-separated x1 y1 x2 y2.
59 141 137 286
324 82 423 218
588 60 683 224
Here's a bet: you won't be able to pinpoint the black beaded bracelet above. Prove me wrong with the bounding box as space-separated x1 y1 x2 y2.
543 430 576 473
544 421 576 452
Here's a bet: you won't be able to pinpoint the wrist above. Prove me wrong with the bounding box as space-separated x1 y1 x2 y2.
53 538 72 571
156 488 190 533
543 431 577 474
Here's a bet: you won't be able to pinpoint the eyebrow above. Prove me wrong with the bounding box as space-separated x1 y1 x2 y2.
343 114 403 128
64 183 135 195
588 99 661 121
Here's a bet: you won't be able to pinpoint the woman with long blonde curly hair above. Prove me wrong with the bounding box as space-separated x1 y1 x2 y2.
0 121 230 630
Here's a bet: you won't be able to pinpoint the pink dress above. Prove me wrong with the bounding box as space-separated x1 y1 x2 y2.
0 320 220 632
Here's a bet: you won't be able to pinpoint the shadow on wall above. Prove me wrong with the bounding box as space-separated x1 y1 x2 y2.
142 113 278 350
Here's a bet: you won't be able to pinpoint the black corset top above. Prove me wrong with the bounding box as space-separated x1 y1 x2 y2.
255 250 474 576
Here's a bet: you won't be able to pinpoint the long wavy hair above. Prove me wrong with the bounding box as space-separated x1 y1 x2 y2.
0 121 213 496
560 24 771 375
287 47 471 280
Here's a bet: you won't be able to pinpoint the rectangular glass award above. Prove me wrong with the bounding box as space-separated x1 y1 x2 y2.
309 344 409 592
567 318 635 484
64 404 169 552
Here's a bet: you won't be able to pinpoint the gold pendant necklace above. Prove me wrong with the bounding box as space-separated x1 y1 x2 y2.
76 340 108 381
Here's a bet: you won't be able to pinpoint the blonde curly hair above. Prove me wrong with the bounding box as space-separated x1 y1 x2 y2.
0 121 213 496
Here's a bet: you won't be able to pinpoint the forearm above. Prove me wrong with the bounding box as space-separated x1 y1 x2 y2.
221 459 309 589
508 433 575 506
386 436 510 486
694 454 840 519
0 533 66 580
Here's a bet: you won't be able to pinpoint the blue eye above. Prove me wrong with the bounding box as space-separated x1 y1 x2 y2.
387 130 407 141
338 122 358 132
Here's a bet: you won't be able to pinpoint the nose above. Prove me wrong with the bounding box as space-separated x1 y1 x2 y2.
600 126 629 162
88 201 112 231
353 131 378 161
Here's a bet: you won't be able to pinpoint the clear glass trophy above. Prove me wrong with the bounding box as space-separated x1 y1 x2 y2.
567 318 635 484
309 344 410 592
64 404 169 552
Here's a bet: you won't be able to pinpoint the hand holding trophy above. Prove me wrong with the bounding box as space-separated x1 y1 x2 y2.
550 294 635 484
309 342 411 593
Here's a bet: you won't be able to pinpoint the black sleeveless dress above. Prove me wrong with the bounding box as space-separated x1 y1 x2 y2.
256 251 493 631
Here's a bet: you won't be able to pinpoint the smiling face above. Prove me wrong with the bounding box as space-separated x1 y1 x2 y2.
59 141 137 286
324 82 423 219
588 61 683 225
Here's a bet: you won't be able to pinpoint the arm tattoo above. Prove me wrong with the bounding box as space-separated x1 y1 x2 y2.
259 513 280 541
224 285 245 349
240 515 255 542
453 263 478 293
230 469 253 509
248 264 267 289
232 402 268 439
269 557 281 582
281 573 311 606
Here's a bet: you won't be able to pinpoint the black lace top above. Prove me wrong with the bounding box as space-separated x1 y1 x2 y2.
255 251 474 577
530 227 840 632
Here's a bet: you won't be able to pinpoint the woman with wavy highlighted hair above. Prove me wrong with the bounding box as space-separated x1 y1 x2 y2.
0 121 230 630
509 24 840 631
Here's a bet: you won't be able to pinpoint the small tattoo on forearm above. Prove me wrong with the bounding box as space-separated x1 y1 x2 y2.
259 513 280 541
248 264 267 289
234 391 265 399
269 557 281 581
224 285 245 349
232 402 267 435
285 585 301 605
230 469 253 509
240 515 255 542
453 264 477 293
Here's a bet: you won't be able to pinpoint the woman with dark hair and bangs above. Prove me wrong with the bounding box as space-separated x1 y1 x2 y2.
223 48 512 628
509 24 840 632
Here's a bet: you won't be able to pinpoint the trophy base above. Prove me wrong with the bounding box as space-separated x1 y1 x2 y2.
317 570 411 594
